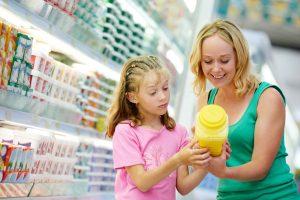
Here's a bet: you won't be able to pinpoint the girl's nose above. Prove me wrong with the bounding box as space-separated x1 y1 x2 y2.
159 91 166 100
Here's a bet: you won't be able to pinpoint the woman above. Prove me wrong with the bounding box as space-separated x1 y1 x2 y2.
190 19 299 199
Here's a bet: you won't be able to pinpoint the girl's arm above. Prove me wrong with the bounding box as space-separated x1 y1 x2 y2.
208 88 285 181
126 140 210 192
176 163 208 195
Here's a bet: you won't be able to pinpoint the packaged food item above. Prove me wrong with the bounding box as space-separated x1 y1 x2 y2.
30 51 43 71
23 63 33 89
195 105 228 156
6 26 18 63
43 57 54 76
14 33 28 60
8 58 21 86
16 61 26 88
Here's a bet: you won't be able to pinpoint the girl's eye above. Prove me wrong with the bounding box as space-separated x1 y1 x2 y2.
150 91 156 96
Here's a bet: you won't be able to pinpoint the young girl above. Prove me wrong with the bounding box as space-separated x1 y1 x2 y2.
106 55 211 200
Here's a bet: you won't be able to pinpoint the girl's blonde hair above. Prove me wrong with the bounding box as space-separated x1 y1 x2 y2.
106 55 175 138
190 19 259 96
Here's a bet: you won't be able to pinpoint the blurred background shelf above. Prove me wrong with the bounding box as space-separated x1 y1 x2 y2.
0 106 99 138
0 0 121 81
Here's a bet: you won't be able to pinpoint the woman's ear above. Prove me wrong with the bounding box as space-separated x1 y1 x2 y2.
126 92 138 104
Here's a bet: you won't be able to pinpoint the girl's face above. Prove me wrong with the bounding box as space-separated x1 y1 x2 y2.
135 70 170 118
201 34 237 89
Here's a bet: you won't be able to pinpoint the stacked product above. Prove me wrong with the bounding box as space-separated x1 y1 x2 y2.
16 0 151 65
77 71 115 130
0 127 79 184
0 128 34 184
88 141 115 193
219 0 300 26
73 139 94 194
30 50 82 110
0 22 33 96
0 20 82 112
28 129 79 184
44 0 79 16
101 0 145 63
73 0 104 30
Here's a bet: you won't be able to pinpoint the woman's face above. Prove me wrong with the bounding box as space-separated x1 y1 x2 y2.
201 34 237 89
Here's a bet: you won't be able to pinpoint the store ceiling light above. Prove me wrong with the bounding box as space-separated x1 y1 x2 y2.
184 0 197 13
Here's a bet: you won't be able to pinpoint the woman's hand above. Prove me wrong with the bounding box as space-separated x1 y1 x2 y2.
225 141 231 160
176 139 211 167
207 144 227 178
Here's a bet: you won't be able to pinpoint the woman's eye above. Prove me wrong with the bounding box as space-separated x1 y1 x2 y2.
204 60 212 64
163 87 169 91
221 60 229 64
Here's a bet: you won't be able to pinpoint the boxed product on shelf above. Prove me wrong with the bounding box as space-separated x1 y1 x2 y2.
87 140 115 193
0 142 33 183
45 0 79 16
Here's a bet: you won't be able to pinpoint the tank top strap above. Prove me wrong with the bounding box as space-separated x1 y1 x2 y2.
207 88 218 104
248 82 286 117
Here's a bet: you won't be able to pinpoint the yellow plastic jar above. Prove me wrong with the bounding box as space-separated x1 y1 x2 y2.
195 104 228 156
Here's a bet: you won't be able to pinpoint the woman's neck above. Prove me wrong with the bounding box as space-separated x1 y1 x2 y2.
218 83 238 100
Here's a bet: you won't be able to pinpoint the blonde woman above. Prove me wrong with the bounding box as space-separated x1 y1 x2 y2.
190 19 299 199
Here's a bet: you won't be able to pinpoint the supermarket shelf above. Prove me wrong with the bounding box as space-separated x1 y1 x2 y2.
0 89 82 125
123 0 185 55
6 192 114 200
88 162 114 169
92 153 113 159
88 172 115 178
0 106 99 138
0 0 120 81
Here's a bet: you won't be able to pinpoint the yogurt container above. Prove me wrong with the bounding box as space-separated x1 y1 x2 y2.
195 104 228 156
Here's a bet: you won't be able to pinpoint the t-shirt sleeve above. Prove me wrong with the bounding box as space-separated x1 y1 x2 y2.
178 126 189 150
113 124 144 169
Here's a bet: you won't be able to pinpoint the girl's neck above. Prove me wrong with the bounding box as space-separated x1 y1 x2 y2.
141 116 163 130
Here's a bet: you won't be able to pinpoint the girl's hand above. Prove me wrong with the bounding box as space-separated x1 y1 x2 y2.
176 139 211 167
225 141 231 160
207 144 227 178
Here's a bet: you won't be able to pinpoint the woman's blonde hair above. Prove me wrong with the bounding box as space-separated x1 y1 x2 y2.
106 55 175 138
190 19 259 96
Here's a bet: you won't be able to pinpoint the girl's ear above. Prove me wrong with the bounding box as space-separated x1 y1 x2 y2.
126 92 138 104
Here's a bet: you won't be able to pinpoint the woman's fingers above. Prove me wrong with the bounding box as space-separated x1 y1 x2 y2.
192 160 210 167
191 152 211 161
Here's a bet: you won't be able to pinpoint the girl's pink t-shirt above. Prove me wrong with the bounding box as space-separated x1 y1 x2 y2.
113 122 189 200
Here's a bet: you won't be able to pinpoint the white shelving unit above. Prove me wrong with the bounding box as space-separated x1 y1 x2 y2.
0 106 98 138
0 0 121 81
10 192 114 200
0 0 191 199
122 0 185 56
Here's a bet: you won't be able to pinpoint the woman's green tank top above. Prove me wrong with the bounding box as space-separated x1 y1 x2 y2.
207 82 298 200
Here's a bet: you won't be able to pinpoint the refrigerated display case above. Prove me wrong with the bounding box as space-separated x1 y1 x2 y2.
0 0 195 199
